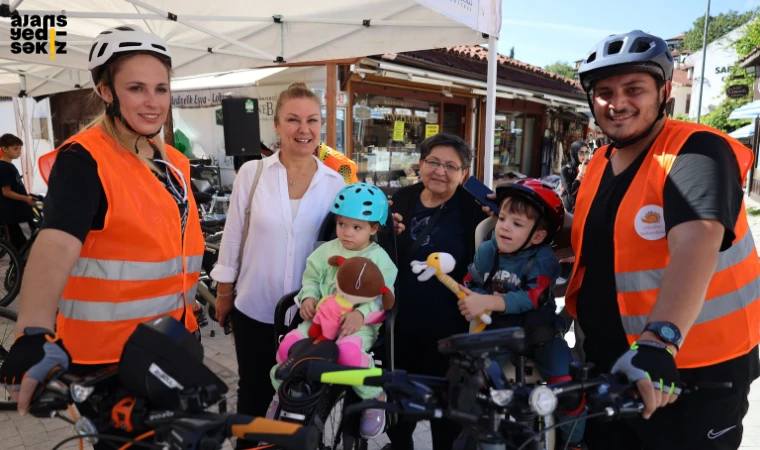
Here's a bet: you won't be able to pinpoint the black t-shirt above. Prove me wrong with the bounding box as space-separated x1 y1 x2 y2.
41 143 187 243
395 196 470 341
577 132 759 386
0 160 33 225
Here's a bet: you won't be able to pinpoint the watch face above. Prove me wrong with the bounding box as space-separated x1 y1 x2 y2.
660 325 676 341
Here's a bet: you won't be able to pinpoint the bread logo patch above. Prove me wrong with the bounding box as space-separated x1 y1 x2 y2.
634 205 666 240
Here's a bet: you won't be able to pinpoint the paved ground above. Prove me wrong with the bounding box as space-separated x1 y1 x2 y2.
2 197 760 449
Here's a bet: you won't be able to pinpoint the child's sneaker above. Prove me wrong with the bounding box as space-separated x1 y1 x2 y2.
359 391 386 439
265 393 280 420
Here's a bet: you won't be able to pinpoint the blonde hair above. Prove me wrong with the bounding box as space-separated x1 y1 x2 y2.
274 81 321 124
84 51 171 172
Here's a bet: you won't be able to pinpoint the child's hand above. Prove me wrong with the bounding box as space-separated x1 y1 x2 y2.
338 310 364 339
300 298 317 321
458 285 503 321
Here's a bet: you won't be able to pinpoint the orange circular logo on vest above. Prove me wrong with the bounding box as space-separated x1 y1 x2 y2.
634 205 666 240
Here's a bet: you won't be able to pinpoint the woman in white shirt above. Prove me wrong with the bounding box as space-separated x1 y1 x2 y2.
211 82 345 448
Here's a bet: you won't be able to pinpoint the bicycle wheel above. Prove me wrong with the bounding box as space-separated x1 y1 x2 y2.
0 241 21 307
0 307 17 403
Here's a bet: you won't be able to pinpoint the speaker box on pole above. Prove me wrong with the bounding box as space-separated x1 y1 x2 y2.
222 98 261 156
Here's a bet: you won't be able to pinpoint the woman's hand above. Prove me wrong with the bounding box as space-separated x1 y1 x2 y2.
481 193 498 216
457 285 504 320
387 200 405 235
300 298 317 321
338 311 364 338
215 287 235 324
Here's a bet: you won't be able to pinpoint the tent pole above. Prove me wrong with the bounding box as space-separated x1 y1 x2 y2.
483 35 498 189
19 76 33 193
326 63 337 149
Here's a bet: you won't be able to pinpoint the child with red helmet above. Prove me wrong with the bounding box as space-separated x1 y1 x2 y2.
458 178 585 448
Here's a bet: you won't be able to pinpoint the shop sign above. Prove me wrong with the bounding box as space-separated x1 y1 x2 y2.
727 84 750 99
425 124 439 138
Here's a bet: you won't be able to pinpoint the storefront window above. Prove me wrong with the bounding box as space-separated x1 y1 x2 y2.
493 112 524 183
353 93 440 191
320 108 345 152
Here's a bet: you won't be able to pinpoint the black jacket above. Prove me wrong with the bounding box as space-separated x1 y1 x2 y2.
390 182 487 267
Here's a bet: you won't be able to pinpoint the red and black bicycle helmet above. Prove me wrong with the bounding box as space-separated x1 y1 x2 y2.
495 178 565 245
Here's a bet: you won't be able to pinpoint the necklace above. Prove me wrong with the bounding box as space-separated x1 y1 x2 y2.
288 180 295 186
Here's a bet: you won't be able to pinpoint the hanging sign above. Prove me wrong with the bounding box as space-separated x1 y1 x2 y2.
393 121 405 141
727 84 750 99
425 124 439 138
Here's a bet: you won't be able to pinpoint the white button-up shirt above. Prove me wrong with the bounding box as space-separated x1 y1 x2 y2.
210 151 345 324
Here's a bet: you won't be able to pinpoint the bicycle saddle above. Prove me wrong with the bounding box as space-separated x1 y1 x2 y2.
275 339 339 381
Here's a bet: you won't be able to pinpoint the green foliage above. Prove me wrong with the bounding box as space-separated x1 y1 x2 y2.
543 61 576 79
696 17 760 133
673 113 695 123
683 8 758 52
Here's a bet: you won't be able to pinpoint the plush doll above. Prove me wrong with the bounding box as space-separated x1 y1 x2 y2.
308 255 395 341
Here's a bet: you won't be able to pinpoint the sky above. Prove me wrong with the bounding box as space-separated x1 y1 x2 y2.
497 0 760 69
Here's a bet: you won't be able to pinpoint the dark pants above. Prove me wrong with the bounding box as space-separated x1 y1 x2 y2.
585 379 751 450
6 222 31 252
387 333 462 450
231 306 276 450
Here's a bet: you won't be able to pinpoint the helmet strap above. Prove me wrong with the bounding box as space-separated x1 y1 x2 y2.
102 71 161 154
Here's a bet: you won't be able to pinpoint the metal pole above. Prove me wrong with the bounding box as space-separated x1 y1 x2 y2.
483 35 498 189
696 0 711 123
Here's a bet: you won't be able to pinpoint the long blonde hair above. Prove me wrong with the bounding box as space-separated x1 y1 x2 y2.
84 51 171 172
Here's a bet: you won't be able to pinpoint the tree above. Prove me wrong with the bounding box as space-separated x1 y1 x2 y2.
544 61 576 79
682 9 758 53
509 46 515 59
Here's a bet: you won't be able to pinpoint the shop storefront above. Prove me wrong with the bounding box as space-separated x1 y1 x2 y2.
345 78 474 194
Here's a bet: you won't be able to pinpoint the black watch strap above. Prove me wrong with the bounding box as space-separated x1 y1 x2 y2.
643 321 683 350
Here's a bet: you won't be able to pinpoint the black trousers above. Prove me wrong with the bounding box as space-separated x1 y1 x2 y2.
6 221 33 252
231 306 276 450
387 333 462 450
585 379 752 450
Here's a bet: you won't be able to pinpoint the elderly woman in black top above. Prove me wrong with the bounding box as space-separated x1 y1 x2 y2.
559 140 590 213
387 133 487 450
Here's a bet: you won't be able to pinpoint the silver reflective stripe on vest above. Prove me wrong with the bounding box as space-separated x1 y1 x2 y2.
615 231 756 293
185 283 198 305
620 274 760 335
185 255 203 273
71 256 184 281
59 292 184 322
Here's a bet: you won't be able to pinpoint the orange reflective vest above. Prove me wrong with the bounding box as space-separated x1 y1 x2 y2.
40 126 204 365
316 142 359 184
566 119 760 369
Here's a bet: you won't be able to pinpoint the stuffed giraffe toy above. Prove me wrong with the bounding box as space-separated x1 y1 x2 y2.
411 252 492 333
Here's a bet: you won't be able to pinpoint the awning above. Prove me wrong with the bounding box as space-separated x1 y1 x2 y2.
729 123 755 139
728 100 760 120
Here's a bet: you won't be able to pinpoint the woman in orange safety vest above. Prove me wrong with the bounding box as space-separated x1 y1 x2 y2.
0 27 205 446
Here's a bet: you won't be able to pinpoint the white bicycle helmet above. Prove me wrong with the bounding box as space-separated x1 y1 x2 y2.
88 26 172 86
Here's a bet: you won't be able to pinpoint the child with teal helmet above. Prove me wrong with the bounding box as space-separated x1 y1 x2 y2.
268 182 397 439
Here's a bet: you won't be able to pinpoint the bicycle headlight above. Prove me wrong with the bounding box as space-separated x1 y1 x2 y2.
70 383 95 403
529 385 557 416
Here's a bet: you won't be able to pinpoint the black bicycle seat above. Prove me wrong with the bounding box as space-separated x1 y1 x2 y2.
438 327 526 356
275 339 339 381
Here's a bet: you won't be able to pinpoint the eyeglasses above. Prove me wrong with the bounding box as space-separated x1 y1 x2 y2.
423 159 462 173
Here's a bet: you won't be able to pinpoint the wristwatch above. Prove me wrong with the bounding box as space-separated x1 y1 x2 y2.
643 321 683 350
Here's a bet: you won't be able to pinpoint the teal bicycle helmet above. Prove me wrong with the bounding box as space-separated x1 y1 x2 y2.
331 183 388 223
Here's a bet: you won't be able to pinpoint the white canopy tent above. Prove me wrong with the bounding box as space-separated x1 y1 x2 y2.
0 0 502 189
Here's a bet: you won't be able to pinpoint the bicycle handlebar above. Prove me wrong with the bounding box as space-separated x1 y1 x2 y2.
0 368 318 450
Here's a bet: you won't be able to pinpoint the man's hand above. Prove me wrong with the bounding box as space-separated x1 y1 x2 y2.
25 196 36 206
611 340 681 419
387 200 405 235
457 285 503 320
338 311 364 339
300 298 317 321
